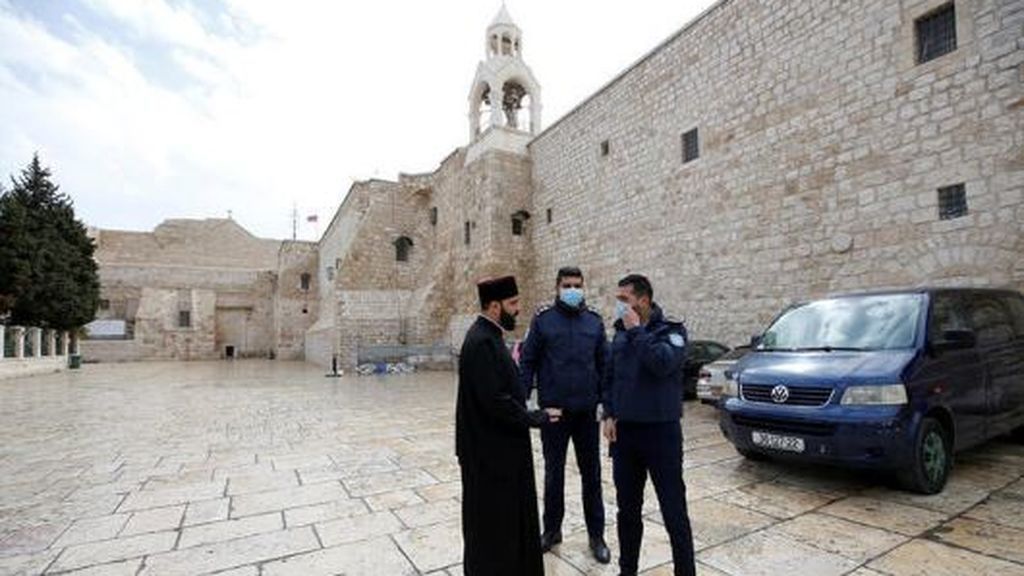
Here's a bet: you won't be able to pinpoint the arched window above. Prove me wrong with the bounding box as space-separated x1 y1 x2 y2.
395 236 414 262
511 210 531 236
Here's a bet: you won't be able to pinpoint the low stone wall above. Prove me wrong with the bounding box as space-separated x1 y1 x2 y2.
79 339 144 363
0 356 67 381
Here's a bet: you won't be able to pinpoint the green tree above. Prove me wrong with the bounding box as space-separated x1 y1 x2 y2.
0 154 100 330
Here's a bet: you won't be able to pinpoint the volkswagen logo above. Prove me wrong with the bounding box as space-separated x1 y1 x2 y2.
771 385 790 404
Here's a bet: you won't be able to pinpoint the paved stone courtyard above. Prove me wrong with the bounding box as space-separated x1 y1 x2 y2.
1 362 1022 575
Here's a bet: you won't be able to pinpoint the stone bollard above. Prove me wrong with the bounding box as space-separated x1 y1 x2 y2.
47 329 57 357
11 326 25 358
0 325 5 360
29 327 42 358
61 331 70 356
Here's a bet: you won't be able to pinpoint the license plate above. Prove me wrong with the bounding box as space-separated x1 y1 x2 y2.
751 431 805 453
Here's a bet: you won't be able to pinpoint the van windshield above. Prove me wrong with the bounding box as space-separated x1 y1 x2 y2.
760 294 923 351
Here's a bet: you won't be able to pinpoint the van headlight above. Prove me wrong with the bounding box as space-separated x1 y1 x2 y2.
840 385 908 405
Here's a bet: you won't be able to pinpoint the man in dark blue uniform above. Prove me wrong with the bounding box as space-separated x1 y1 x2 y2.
519 266 611 564
603 274 695 576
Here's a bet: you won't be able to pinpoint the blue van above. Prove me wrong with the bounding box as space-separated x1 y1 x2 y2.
719 288 1024 494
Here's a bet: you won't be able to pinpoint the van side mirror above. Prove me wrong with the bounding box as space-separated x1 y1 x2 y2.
749 334 763 347
932 329 976 353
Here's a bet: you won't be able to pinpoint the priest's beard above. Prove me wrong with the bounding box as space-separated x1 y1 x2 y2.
499 307 516 331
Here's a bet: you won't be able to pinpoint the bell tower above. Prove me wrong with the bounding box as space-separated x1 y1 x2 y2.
466 4 542 163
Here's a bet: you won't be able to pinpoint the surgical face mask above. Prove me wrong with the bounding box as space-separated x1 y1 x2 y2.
559 288 584 308
614 301 631 321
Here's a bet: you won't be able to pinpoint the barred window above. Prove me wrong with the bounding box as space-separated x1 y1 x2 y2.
511 210 530 236
300 273 311 291
916 3 957 64
178 310 191 328
682 128 699 163
937 183 967 220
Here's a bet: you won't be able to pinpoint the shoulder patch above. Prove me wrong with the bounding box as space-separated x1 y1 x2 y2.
535 304 553 315
669 333 686 348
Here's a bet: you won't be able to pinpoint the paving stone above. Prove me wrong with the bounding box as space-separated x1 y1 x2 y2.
60 558 143 575
698 531 859 576
140 527 319 576
118 483 225 512
0 522 68 556
316 510 404 547
230 482 347 518
770 512 908 563
867 538 1024 575
182 498 230 527
927 517 1024 564
51 515 130 549
261 536 416 576
49 531 178 573
119 505 184 536
225 471 300 496
365 489 427 511
714 480 835 519
178 512 283 549
393 519 464 573
343 468 437 497
963 492 1024 530
393 499 461 529
818 496 949 536
687 498 775 550
283 498 369 527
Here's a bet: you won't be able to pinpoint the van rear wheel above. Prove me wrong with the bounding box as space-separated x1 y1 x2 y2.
899 417 951 495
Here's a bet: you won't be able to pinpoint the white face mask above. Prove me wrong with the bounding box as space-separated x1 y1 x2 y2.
615 301 631 321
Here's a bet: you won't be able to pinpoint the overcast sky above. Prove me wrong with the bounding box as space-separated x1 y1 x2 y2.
1 0 718 241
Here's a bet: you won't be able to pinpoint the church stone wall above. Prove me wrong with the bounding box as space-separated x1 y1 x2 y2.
528 0 1024 346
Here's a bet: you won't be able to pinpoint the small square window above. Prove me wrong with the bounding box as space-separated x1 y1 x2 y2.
937 183 967 220
178 310 191 328
916 3 957 64
98 299 110 311
600 140 610 157
682 128 700 163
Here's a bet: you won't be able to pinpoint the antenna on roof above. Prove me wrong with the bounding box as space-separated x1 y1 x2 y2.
291 203 298 241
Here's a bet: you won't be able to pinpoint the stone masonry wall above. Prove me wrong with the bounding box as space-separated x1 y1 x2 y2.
528 0 1024 346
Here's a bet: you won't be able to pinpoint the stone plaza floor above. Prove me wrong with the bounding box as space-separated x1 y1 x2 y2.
1 361 1023 575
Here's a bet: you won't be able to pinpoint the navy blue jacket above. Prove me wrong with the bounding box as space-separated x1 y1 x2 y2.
603 304 688 423
518 299 607 412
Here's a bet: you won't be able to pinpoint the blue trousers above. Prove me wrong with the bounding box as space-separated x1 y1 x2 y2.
540 408 606 538
612 421 696 576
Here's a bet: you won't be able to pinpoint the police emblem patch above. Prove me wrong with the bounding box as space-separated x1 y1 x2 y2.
669 333 686 347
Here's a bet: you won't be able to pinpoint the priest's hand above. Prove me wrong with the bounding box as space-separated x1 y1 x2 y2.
544 408 563 423
603 418 617 443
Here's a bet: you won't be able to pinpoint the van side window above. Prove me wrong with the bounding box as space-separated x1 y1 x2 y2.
928 293 969 342
1002 295 1024 339
966 296 1014 347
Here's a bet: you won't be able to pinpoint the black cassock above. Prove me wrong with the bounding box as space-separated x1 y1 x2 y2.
456 316 547 576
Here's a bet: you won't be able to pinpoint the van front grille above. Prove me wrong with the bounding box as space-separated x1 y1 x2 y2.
741 383 833 407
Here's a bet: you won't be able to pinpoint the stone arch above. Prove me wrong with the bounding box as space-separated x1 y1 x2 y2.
827 230 1022 293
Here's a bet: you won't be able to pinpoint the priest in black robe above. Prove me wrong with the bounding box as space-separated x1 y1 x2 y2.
456 275 562 576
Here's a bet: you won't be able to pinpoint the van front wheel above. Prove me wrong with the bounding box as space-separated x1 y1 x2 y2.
899 417 951 495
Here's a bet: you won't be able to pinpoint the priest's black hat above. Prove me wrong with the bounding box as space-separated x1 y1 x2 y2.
477 275 518 307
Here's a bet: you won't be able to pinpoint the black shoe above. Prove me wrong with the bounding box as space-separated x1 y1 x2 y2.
589 536 611 564
540 531 562 552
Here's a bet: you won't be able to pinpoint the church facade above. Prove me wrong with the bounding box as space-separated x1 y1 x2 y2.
307 0 1024 371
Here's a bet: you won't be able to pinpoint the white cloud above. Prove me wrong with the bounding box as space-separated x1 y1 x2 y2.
1 0 716 239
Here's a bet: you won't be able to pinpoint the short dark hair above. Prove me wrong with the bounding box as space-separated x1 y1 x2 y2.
618 274 653 301
556 266 583 284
